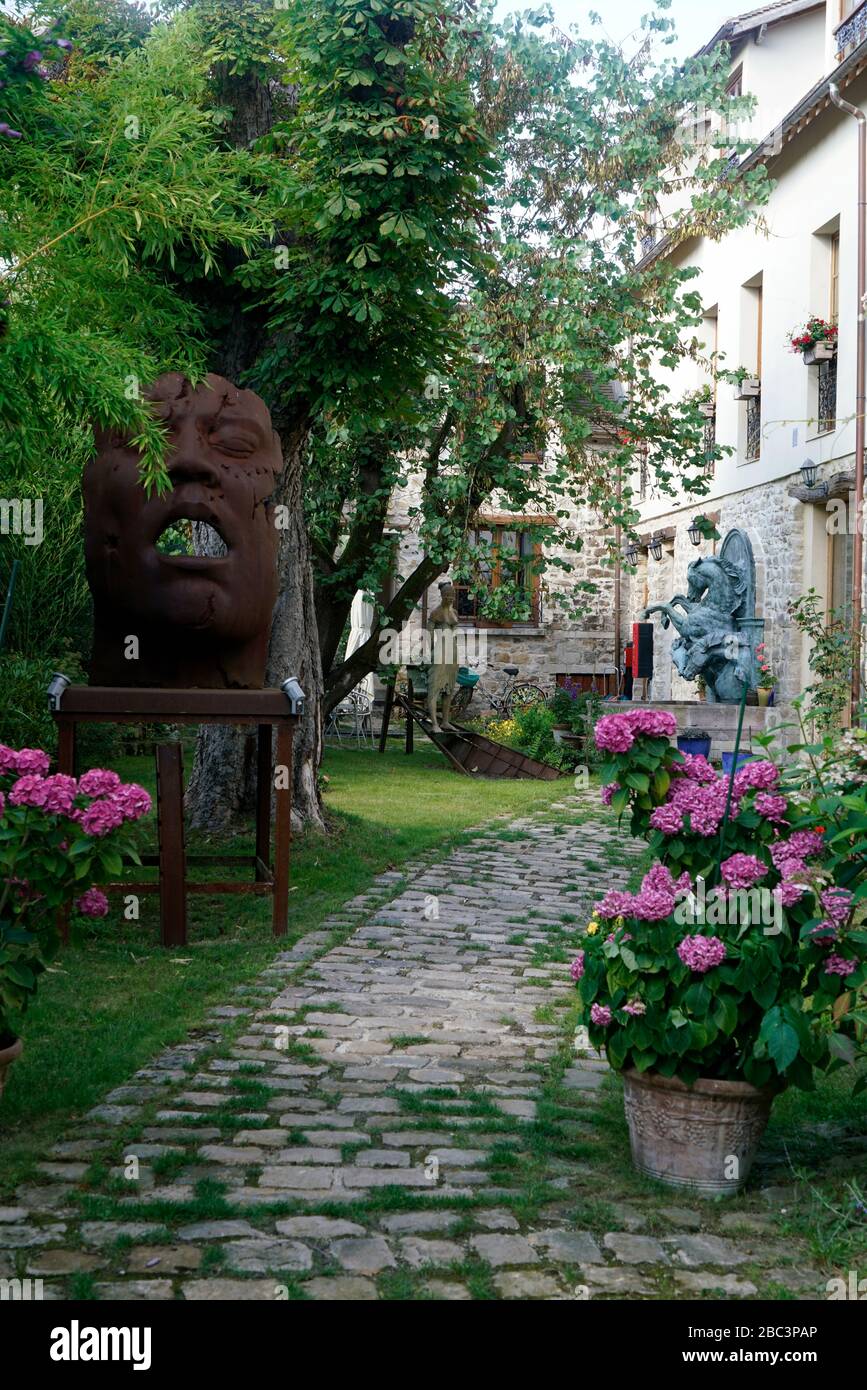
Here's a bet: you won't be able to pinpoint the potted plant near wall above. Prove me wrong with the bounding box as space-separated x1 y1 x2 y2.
585 709 867 1194
687 384 716 418
733 367 760 399
0 745 151 1098
791 317 838 366
755 642 776 706
677 727 712 759
549 681 597 751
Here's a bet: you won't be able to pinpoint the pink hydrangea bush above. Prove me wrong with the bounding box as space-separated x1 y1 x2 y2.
584 712 867 1087
0 745 150 1042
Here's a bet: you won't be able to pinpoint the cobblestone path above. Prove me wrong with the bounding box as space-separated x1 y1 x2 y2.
0 797 833 1300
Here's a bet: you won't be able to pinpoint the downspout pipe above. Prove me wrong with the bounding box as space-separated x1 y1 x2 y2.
829 83 866 723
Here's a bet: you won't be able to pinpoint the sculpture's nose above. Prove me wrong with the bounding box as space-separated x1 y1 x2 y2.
166 422 220 489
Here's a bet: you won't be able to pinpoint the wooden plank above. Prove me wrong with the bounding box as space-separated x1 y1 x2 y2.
156 742 187 946
103 882 274 896
272 724 293 937
255 724 272 882
56 686 298 722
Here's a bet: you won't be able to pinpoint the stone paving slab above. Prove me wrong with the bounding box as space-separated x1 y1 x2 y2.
0 797 835 1301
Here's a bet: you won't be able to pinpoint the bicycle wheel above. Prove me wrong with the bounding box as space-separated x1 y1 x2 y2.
506 682 548 715
451 684 474 716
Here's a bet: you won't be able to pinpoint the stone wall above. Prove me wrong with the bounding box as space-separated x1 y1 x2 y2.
384 472 617 707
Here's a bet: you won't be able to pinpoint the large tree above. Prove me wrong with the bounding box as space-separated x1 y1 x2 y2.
309 8 769 715
3 0 768 832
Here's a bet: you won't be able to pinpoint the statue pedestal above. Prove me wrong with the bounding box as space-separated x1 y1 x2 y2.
629 699 777 752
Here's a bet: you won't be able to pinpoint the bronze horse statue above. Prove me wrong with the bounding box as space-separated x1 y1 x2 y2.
642 549 755 703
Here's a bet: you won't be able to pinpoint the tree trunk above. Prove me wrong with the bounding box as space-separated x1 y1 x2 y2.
185 419 325 834
184 65 325 833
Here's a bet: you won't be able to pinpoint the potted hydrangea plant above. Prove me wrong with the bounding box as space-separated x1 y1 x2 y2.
586 709 867 1194
0 744 151 1098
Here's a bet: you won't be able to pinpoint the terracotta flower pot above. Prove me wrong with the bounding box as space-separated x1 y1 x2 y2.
622 1068 776 1196
0 1036 22 1101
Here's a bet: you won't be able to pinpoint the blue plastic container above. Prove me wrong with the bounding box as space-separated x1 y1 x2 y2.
677 735 711 759
721 751 755 775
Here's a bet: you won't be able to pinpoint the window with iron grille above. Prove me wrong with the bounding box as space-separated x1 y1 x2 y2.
704 414 717 475
746 394 761 462
818 356 838 435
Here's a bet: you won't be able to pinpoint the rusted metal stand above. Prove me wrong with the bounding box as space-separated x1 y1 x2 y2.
53 687 299 946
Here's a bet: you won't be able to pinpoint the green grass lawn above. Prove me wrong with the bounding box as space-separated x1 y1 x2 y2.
0 740 568 1195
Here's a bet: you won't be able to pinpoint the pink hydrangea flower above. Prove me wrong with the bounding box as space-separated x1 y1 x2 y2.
810 921 837 944
733 760 779 792
650 804 684 833
720 852 767 890
821 887 852 925
622 998 646 1016
624 708 677 738
824 955 858 978
754 793 788 823
9 774 50 809
677 935 727 973
773 881 806 907
595 863 684 923
41 773 78 816
78 769 122 798
75 887 110 918
590 1003 612 1026
774 852 808 883
15 748 51 776
673 753 716 783
600 781 620 806
111 783 152 821
79 799 126 837
594 715 635 753
596 888 636 919
787 830 825 858
570 951 585 981
0 745 19 774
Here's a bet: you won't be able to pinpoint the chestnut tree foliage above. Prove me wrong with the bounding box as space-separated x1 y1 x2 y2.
1 0 768 822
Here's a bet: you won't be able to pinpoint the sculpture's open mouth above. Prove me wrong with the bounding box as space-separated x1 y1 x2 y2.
152 502 232 567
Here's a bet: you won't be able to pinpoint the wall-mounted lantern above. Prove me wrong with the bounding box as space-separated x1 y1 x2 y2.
648 535 664 562
800 458 819 489
687 518 703 546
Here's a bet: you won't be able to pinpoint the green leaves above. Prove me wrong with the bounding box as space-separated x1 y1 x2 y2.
757 1006 800 1075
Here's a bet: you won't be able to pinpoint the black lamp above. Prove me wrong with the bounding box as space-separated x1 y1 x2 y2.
624 541 639 566
648 535 663 561
800 458 819 489
687 517 703 546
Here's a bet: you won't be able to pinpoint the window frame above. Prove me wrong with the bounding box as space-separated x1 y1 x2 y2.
453 518 548 628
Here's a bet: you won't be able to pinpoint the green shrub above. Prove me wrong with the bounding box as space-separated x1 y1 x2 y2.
0 652 118 766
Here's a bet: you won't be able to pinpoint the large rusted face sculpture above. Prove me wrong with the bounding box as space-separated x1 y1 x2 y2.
84 374 283 688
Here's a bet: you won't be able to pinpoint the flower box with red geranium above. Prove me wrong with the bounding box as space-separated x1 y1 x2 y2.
585 710 867 1192
791 317 838 364
0 744 151 1094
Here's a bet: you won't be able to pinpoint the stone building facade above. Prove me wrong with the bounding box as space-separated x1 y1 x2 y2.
382 470 619 709
357 2 866 734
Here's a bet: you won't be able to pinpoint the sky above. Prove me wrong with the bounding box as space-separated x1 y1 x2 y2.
493 0 745 60
0 0 761 54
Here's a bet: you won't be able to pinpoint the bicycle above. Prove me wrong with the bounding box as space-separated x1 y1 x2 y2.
488 665 550 719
